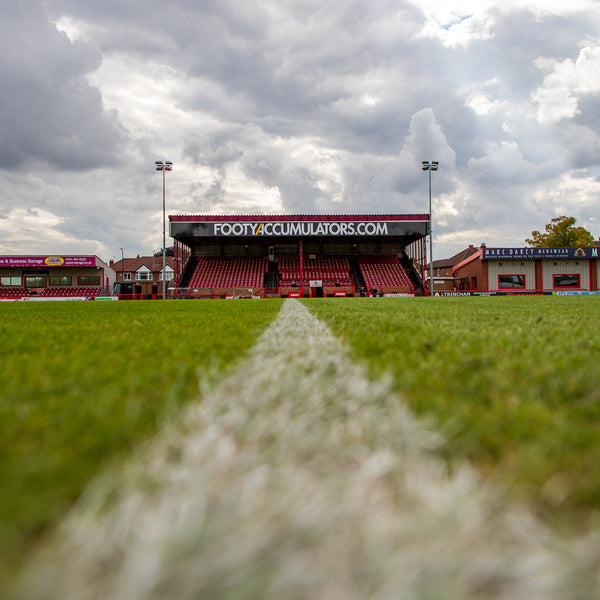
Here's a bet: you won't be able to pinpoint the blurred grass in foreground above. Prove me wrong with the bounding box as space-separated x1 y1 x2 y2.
305 296 600 529
0 299 282 588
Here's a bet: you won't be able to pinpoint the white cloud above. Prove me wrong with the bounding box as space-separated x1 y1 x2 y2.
0 208 105 255
532 44 600 124
463 79 510 116
420 12 494 48
532 170 600 214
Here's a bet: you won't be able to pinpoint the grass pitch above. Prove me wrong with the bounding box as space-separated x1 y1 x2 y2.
305 295 600 527
2 295 600 594
14 299 598 599
0 299 282 588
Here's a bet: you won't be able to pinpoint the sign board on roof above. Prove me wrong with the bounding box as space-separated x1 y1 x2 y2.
0 256 97 267
170 216 429 238
482 247 599 260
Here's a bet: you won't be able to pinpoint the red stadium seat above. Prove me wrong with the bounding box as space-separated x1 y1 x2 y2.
189 256 267 288
357 255 413 292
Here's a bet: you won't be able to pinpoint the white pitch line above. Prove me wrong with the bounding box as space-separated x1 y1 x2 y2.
12 299 599 599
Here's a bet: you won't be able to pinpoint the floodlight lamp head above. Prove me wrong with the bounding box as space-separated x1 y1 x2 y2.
431 161 439 171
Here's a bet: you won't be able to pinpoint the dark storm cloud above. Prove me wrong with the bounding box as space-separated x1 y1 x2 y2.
51 0 430 149
38 1 600 157
2 0 599 257
0 1 125 171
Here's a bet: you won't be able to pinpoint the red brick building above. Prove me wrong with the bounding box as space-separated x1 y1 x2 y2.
452 246 599 294
111 256 175 299
426 245 483 292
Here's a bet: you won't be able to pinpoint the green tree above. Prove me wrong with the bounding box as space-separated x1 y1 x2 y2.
526 216 596 247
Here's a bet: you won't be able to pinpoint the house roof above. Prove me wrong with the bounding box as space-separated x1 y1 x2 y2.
112 256 175 273
452 248 484 273
433 245 482 269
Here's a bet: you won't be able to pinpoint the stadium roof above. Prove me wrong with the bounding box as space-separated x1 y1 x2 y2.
170 214 428 222
169 214 429 240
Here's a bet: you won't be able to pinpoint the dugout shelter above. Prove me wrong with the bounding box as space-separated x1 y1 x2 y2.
169 214 430 298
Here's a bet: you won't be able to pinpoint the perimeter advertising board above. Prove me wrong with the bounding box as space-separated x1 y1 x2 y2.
434 291 554 296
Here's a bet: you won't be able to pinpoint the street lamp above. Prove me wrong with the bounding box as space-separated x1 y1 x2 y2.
120 247 124 293
421 161 439 296
155 160 173 300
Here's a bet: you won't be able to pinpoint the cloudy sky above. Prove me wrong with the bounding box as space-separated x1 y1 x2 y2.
1 0 599 261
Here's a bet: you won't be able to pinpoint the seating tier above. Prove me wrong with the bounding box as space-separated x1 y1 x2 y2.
40 287 101 297
279 256 351 286
189 256 267 288
357 255 413 290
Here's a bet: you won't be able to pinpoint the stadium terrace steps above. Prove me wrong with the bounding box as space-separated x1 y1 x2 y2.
278 256 352 287
39 287 101 298
357 254 414 292
0 289 26 298
0 287 101 299
188 256 268 288
178 253 417 295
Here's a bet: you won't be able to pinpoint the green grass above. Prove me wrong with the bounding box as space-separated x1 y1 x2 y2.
4 295 600 593
0 299 282 588
16 298 597 599
304 296 600 528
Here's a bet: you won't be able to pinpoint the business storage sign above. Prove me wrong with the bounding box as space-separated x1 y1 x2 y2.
0 256 96 267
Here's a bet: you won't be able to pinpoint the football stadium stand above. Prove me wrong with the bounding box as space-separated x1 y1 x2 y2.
169 214 429 297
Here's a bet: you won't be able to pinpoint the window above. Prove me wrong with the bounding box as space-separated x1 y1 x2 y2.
0 276 22 287
49 276 71 286
498 274 525 289
160 269 174 281
553 274 580 288
122 272 131 281
135 266 152 281
25 276 45 288
78 276 101 286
